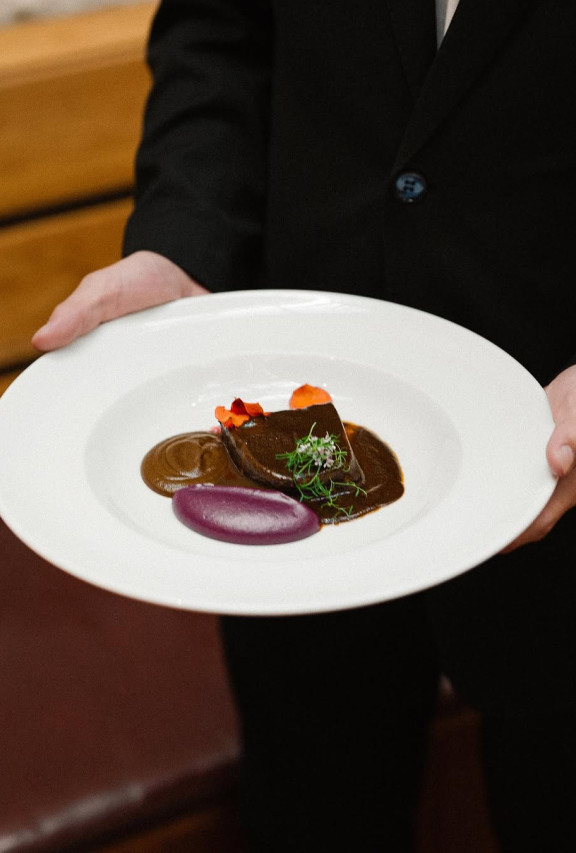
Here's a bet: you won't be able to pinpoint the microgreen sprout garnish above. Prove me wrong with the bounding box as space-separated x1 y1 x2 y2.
276 423 366 517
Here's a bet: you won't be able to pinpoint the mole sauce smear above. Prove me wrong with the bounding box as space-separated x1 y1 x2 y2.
140 431 255 496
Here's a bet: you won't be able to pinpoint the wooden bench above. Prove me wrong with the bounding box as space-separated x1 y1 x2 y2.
0 5 500 851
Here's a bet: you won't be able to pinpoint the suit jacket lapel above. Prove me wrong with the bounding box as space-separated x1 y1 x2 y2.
390 0 538 172
385 0 438 102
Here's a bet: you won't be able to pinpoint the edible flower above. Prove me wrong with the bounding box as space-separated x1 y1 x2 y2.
215 398 268 429
289 384 333 409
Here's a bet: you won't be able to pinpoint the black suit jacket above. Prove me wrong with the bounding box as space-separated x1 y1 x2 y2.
125 0 576 714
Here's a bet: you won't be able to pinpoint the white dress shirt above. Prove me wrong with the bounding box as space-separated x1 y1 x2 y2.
435 0 460 45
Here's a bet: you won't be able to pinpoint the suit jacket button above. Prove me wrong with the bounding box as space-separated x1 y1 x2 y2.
394 171 427 202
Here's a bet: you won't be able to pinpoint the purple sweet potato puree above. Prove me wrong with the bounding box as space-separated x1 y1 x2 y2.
173 484 320 545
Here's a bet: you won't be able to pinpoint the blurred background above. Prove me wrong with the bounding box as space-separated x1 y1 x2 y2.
0 0 154 396
0 0 144 26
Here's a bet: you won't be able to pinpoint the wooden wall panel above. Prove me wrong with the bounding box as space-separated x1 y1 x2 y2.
0 3 156 220
0 371 19 397
0 198 132 369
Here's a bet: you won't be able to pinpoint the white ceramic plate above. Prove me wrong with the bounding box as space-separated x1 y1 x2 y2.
0 290 556 615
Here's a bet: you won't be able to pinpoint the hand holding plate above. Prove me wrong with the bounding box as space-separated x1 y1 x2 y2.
32 250 209 351
503 364 576 551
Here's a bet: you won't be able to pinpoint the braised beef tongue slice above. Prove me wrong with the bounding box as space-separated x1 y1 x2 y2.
220 403 364 492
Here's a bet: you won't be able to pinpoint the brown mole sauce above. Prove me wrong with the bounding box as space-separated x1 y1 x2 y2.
142 424 404 524
330 422 404 524
140 431 256 496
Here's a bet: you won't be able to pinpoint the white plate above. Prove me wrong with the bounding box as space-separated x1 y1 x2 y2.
0 290 556 615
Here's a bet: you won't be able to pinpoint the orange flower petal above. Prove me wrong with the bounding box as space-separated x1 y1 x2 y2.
214 405 248 428
230 398 267 418
243 401 267 418
215 398 269 429
289 384 333 409
230 398 248 415
228 413 251 427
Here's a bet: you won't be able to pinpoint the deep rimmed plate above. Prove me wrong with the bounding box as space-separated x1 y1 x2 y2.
0 290 555 615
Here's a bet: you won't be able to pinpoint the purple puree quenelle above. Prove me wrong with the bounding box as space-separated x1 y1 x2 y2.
173 484 320 545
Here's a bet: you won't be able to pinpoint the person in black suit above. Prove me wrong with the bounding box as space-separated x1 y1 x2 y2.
34 1 576 849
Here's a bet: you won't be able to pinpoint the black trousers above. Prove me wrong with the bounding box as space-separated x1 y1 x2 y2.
221 536 576 852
